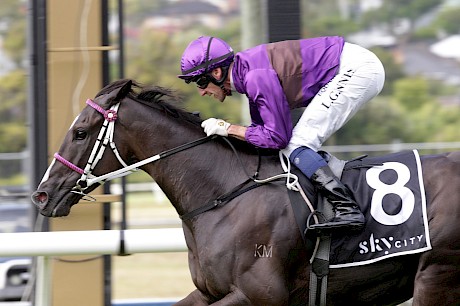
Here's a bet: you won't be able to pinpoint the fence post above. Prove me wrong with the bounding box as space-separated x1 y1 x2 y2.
35 256 52 306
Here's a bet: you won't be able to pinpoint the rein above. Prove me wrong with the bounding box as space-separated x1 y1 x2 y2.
54 98 300 221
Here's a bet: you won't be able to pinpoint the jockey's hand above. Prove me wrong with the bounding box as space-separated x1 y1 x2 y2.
201 118 230 137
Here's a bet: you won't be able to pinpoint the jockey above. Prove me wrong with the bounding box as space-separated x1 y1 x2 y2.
178 36 385 231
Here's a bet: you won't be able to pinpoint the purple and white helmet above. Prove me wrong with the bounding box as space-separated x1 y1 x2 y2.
178 36 234 80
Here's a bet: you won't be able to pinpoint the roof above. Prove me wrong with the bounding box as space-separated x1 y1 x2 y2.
430 35 460 59
150 1 221 16
347 29 397 48
401 41 460 85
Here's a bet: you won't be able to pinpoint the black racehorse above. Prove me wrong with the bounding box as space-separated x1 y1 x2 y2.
32 79 460 305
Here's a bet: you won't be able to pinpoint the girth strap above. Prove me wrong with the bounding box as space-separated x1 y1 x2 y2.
180 179 264 221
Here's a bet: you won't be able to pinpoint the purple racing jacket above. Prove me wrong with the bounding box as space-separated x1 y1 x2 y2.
231 36 345 149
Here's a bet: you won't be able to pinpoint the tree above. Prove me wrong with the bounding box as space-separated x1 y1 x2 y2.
305 16 359 37
327 97 410 146
433 7 460 35
370 47 406 96
393 77 431 111
126 30 177 85
0 70 27 153
3 19 26 68
0 0 23 28
0 123 26 153
361 0 440 36
302 0 359 37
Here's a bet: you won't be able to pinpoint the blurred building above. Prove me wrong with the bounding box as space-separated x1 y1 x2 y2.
346 0 460 87
142 0 239 33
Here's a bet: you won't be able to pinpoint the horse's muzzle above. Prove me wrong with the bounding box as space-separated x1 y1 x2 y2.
31 190 49 210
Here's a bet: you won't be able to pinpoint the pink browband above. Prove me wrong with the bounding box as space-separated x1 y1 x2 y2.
86 99 118 122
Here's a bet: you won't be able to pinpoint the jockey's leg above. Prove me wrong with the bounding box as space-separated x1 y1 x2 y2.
289 146 365 230
283 43 384 231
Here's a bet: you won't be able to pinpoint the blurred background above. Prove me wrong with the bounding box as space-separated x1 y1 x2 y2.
0 0 459 305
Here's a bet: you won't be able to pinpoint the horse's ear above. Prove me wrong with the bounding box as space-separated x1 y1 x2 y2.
113 79 133 102
104 79 133 107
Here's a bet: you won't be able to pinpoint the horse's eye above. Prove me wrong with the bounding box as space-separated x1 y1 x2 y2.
75 129 87 140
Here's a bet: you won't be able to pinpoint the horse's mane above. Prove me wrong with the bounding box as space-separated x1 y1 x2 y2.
97 79 278 156
97 79 203 126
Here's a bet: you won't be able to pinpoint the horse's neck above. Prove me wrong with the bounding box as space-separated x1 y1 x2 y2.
154 143 256 216
131 122 253 216
122 101 283 217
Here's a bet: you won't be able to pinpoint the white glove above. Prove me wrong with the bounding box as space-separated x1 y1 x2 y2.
201 118 230 137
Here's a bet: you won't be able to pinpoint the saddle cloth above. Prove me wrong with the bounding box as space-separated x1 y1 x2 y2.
328 150 432 268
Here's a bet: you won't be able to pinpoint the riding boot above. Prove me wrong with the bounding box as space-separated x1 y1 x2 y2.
309 165 365 230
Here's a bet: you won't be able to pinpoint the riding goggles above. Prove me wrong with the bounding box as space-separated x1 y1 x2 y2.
185 74 211 89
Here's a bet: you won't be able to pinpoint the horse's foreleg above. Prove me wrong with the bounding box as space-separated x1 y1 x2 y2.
174 289 210 306
209 288 252 306
174 288 253 306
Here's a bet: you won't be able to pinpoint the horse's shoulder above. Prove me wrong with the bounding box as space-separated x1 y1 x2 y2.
421 151 460 174
446 151 460 165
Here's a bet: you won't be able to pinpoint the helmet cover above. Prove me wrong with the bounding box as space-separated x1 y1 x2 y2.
178 36 234 80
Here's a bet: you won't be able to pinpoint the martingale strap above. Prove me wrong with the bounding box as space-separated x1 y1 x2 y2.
179 137 279 221
180 179 264 221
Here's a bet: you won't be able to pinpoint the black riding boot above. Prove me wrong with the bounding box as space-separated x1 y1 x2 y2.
309 165 365 230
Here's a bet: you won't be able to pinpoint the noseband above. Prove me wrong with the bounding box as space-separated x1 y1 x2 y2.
54 99 133 199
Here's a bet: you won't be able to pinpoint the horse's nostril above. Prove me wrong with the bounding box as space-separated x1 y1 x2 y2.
32 191 48 207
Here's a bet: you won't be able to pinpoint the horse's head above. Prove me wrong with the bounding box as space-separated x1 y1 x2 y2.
31 80 135 217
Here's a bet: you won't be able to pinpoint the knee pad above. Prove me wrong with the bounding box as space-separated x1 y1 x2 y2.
289 147 327 179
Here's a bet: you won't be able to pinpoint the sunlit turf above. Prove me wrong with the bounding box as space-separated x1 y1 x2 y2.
112 191 193 299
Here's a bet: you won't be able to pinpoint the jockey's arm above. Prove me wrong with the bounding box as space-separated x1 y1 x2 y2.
228 124 247 141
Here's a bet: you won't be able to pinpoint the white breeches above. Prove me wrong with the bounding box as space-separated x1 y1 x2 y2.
282 42 385 156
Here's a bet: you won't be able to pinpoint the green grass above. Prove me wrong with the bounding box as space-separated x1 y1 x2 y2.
112 191 195 299
112 192 178 222
113 252 195 299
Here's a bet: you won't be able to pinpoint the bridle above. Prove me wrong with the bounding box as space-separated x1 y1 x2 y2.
54 99 133 199
54 98 216 200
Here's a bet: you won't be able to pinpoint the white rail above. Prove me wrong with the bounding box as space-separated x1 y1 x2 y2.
0 228 187 257
0 229 187 306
